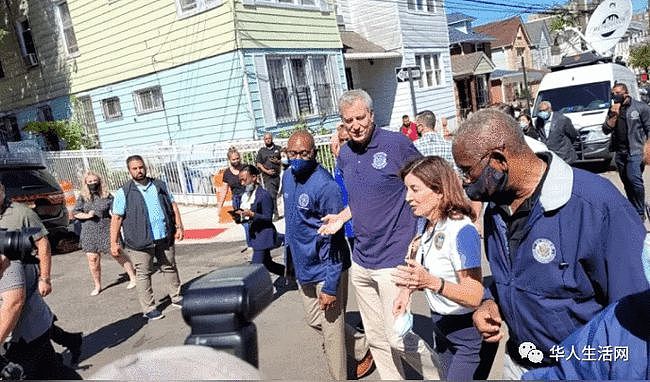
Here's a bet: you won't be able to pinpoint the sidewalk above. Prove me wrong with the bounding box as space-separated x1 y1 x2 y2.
177 204 285 244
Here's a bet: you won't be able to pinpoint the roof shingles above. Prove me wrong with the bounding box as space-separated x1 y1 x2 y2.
474 16 526 48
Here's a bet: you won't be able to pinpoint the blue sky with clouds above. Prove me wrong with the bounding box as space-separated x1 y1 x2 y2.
446 0 648 25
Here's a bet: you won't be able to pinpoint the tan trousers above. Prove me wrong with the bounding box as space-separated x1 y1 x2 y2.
350 262 441 380
127 242 181 314
299 270 368 380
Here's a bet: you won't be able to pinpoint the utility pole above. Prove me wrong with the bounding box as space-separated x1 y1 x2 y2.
407 67 418 118
521 56 531 110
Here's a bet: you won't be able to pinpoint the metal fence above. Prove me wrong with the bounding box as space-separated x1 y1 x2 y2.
44 134 336 205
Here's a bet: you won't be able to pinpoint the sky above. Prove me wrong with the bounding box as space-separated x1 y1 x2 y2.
445 0 649 26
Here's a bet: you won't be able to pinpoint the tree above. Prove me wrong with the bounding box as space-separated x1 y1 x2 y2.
629 44 650 73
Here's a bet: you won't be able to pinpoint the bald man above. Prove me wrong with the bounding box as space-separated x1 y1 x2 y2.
282 130 373 380
452 109 649 379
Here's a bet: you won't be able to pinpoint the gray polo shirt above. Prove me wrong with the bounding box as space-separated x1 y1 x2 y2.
0 261 53 343
0 202 48 239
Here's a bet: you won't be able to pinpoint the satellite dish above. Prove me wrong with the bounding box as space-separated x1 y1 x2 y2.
584 0 633 55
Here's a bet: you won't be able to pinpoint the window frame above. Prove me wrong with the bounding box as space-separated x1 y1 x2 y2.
0 60 4 79
175 0 222 18
133 86 165 115
407 0 436 13
75 96 100 145
249 0 326 11
264 54 338 123
54 0 80 57
415 53 444 88
101 97 123 121
15 17 39 65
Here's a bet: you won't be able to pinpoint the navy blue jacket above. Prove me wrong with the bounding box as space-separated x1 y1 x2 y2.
484 152 649 367
247 186 277 251
523 290 650 380
282 165 349 295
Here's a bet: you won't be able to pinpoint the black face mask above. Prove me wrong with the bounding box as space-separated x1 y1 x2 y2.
88 183 100 193
265 142 274 148
612 94 625 104
463 164 511 203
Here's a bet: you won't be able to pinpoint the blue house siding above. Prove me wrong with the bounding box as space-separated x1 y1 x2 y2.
244 48 347 137
14 96 73 148
84 51 255 149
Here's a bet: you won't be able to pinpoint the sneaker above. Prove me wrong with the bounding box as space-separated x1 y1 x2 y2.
170 297 183 309
143 309 165 321
126 281 137 290
90 288 101 296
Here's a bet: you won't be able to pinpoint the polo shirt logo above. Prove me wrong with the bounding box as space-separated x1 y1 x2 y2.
532 238 556 264
298 193 310 208
372 152 388 170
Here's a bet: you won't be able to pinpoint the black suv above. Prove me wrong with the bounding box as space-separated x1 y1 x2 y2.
0 163 70 244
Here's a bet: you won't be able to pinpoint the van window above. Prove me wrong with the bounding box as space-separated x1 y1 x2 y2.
534 81 611 115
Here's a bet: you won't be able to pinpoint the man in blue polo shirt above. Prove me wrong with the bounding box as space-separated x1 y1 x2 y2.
282 130 373 380
319 90 439 380
111 155 185 321
452 109 649 378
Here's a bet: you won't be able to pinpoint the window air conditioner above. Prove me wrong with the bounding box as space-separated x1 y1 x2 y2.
23 53 39 67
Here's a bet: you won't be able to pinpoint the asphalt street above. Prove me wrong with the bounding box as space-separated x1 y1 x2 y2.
43 166 645 379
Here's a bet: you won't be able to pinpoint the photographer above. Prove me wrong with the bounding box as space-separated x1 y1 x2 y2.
0 182 81 378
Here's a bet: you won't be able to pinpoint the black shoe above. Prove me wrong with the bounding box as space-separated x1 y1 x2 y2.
68 332 82 366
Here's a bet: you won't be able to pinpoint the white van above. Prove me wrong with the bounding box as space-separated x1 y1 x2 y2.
533 61 638 167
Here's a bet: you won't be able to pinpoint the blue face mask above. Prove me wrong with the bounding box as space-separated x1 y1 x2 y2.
245 183 255 193
463 164 509 202
289 159 317 177
281 157 289 165
393 311 413 337
537 111 550 121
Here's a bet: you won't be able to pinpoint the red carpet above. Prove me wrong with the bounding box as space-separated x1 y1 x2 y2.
183 228 226 240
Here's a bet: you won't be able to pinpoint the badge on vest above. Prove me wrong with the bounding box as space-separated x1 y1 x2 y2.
372 152 388 170
434 232 445 250
631 110 640 120
532 238 556 264
298 193 310 209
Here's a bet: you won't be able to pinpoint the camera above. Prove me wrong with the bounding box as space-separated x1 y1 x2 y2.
182 264 273 367
0 354 24 380
0 228 40 262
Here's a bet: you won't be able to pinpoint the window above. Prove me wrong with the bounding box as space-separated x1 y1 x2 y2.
38 105 54 121
415 54 442 88
0 115 20 142
55 1 79 56
75 96 99 145
255 0 322 8
176 0 221 17
0 60 4 79
407 0 436 12
133 86 164 114
16 18 38 65
265 55 337 123
101 97 122 120
516 47 525 57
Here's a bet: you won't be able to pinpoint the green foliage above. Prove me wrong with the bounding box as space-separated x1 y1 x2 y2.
23 120 86 150
548 14 576 32
629 44 650 70
276 115 333 139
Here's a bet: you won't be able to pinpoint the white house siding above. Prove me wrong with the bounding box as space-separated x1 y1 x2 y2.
398 0 450 49
341 0 402 50
491 49 508 69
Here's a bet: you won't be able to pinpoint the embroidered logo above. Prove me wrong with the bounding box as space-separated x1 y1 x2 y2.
372 152 388 170
532 238 556 264
434 232 445 250
631 110 640 120
297 193 310 208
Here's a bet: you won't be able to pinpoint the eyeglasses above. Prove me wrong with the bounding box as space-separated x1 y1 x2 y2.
458 148 502 183
286 149 314 159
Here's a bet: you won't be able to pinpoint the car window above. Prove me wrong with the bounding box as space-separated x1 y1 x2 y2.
534 81 611 114
0 168 60 197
